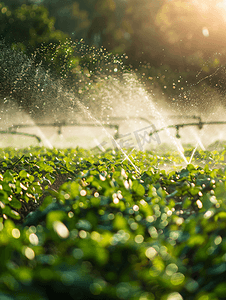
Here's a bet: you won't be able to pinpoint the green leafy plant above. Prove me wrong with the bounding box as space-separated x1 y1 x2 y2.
0 146 226 299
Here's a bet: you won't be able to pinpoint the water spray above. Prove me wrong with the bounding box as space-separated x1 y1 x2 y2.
76 101 141 175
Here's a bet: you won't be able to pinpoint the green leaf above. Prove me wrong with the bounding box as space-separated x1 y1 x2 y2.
3 170 14 182
113 214 127 230
187 234 205 247
19 170 29 179
186 164 196 172
214 211 226 221
2 206 20 220
46 210 67 228
132 180 145 196
9 197 22 209
0 190 9 203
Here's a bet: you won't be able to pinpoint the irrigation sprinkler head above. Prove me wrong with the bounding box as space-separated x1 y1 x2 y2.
114 132 119 140
114 125 120 140
57 127 62 135
198 121 203 130
175 126 181 139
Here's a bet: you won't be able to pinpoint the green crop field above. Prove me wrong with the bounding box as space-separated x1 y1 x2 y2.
0 146 226 300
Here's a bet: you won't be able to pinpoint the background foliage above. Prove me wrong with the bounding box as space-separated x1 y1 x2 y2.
2 0 226 102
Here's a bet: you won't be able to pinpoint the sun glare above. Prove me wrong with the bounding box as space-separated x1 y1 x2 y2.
154 0 226 57
217 0 226 10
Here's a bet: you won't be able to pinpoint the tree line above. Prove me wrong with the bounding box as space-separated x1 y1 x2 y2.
1 0 226 107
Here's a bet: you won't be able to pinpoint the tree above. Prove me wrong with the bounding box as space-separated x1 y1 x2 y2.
122 0 165 67
34 0 92 40
0 2 68 53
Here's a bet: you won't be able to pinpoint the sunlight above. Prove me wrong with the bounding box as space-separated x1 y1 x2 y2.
217 0 226 10
154 0 226 58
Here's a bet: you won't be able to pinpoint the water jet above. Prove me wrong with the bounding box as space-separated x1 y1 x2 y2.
1 41 226 164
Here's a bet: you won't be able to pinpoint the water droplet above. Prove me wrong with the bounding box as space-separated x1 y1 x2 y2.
29 233 39 245
24 247 35 260
12 228 20 239
53 221 69 239
145 247 157 259
202 27 209 37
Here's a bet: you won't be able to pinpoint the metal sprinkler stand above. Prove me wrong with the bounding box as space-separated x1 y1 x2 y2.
6 121 120 144
2 114 225 146
149 118 226 139
175 126 181 139
0 130 41 143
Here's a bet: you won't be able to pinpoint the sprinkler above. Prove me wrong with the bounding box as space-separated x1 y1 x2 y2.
4 115 225 146
149 119 226 139
175 126 181 139
0 130 41 143
6 121 120 145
